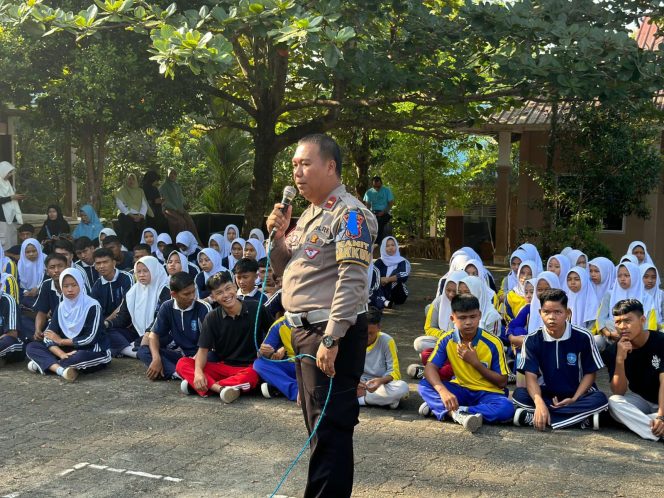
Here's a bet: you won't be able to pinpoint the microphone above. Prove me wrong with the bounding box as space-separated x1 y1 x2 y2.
270 186 297 239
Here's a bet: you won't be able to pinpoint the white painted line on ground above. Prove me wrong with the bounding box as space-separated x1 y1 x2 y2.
88 464 107 470
73 462 89 470
58 469 75 477
56 463 182 484
106 467 126 473
2 492 21 498
125 471 162 480
162 477 183 483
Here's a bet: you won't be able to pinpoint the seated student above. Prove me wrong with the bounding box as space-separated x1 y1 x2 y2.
418 294 514 432
17 238 43 307
607 299 664 441
208 233 226 255
513 289 608 430
458 275 501 336
105 256 171 358
74 237 100 288
72 204 104 242
374 236 410 308
498 249 527 304
504 260 535 324
248 228 265 242
37 204 70 243
90 248 134 357
243 239 266 262
234 257 266 303
102 235 134 271
0 245 19 282
588 256 615 302
132 243 152 264
32 253 68 341
368 262 386 311
546 254 571 289
0 289 21 365
641 263 664 330
137 271 212 381
175 271 270 403
195 248 229 300
25 269 111 381
226 238 246 272
176 231 202 267
164 247 199 277
627 240 653 266
357 307 409 409
565 266 599 330
566 249 588 269
6 223 35 262
256 257 269 291
156 233 172 262
140 228 159 259
254 316 298 401
408 270 467 380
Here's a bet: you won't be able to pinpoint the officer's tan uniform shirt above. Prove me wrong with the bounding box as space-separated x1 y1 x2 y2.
271 184 378 338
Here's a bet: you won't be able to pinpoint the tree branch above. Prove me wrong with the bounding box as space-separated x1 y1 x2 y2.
206 86 257 117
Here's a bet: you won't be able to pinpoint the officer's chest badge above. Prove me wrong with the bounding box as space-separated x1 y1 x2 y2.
304 248 320 259
309 234 319 244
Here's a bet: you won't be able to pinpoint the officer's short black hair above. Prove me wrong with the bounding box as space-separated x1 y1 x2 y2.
234 257 259 275
206 270 234 291
102 235 121 247
45 253 68 266
74 237 95 252
298 134 342 177
451 294 480 313
93 248 114 261
367 306 382 325
612 298 644 317
539 289 568 308
53 238 74 255
170 271 195 292
372 176 382 183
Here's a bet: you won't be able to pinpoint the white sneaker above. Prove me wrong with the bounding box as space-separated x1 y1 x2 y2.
389 400 400 410
418 402 431 417
27 360 41 374
180 380 194 395
220 386 241 404
453 411 483 432
580 413 601 431
61 367 78 382
407 363 425 379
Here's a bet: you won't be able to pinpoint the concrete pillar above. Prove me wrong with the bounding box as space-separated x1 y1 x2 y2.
494 131 512 265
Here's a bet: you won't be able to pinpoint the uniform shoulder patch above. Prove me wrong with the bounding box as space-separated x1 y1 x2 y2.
335 208 372 267
323 196 338 210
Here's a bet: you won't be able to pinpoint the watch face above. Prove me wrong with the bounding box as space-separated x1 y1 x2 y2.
323 336 334 347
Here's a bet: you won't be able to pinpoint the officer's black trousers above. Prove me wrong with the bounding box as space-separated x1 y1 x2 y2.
293 314 367 498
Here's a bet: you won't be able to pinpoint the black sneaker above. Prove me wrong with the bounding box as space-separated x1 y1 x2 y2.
407 364 425 379
580 413 600 430
513 407 535 427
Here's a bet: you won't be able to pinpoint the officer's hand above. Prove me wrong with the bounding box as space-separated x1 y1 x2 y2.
266 203 292 240
316 342 337 377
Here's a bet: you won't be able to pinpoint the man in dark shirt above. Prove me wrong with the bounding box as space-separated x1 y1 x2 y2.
74 237 100 288
608 298 664 441
32 253 67 341
102 235 134 271
175 271 271 403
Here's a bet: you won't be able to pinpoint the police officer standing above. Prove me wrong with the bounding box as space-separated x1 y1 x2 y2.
268 134 377 498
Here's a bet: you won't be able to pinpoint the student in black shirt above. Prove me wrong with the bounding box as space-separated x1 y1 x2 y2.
608 298 664 441
175 271 271 403
102 235 134 271
6 223 35 263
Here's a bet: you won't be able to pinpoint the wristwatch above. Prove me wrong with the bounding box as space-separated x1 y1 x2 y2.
321 335 339 349
657 415 664 422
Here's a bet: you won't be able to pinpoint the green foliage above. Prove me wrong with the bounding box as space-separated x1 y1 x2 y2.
518 221 613 262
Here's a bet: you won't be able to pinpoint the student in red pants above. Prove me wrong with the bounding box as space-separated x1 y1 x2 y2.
176 271 272 403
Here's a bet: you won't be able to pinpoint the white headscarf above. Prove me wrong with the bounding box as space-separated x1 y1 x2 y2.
99 228 117 247
546 254 571 290
57 268 99 339
460 275 501 333
140 228 159 255
379 236 405 276
175 231 200 257
443 252 471 279
156 233 172 262
17 238 45 290
565 266 599 328
628 240 654 266
437 271 467 331
641 263 663 323
0 162 22 224
561 246 573 257
463 258 491 288
620 254 639 265
126 256 169 337
245 238 266 261
512 260 536 296
198 247 227 281
518 243 543 275
208 233 226 257
566 249 588 268
166 250 189 276
507 248 529 290
528 271 561 334
223 224 240 259
249 228 265 243
227 238 246 271
588 257 616 301
610 262 656 316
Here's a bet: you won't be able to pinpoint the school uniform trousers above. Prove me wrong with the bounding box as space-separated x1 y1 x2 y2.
137 347 219 380
512 386 609 430
175 357 259 397
0 335 24 362
253 356 298 401
608 391 662 441
361 375 409 406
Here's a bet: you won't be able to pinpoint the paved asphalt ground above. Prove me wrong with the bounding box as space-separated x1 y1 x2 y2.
1 258 662 497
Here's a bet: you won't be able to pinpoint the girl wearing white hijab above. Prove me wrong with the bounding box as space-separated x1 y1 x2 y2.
526 272 562 335
436 252 471 297
248 228 265 243
165 249 199 277
222 224 240 262
453 246 497 291
627 241 654 266
175 231 202 264
24 268 111 381
546 254 571 290
588 257 615 302
17 238 45 306
596 262 657 351
156 233 172 262
565 266 599 330
195 248 228 300
208 233 226 256
99 228 128 251
505 260 536 323
641 263 664 328
244 238 267 262
140 228 159 259
0 161 24 248
498 248 528 305
518 243 543 275
375 236 410 307
565 249 588 269
458 275 502 335
227 238 246 272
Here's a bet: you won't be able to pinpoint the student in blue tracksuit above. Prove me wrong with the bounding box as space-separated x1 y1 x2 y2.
234 258 267 303
25 268 111 381
513 288 609 430
137 271 212 380
164 247 200 278
90 248 134 357
102 235 134 271
368 262 386 311
254 316 298 401
374 236 410 308
74 237 100 288
0 289 21 364
32 253 68 341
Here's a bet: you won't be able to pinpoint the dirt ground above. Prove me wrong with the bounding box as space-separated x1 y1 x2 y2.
1 258 662 497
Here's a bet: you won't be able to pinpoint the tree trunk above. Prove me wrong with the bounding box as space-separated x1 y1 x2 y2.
419 151 426 239
63 128 73 216
81 131 97 208
96 129 106 213
349 129 371 198
542 100 558 254
243 131 277 235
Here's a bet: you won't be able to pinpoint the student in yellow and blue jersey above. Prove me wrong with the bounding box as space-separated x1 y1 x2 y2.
418 294 514 432
254 316 297 401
